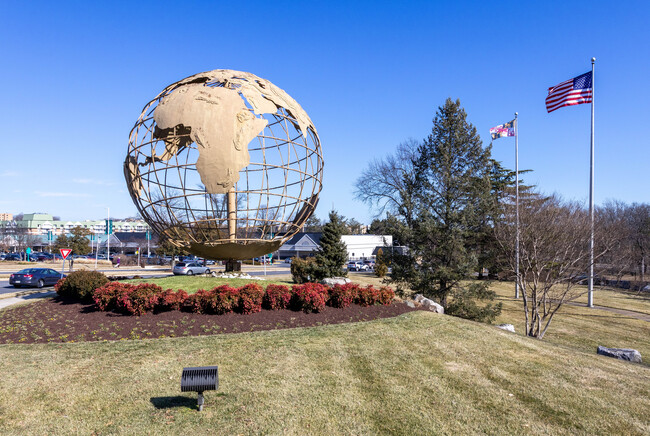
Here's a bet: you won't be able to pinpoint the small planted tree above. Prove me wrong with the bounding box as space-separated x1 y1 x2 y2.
375 248 388 277
314 210 348 279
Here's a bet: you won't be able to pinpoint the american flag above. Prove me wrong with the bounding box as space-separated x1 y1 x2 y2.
545 71 592 113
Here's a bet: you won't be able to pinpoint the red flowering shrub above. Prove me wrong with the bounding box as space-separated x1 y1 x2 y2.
327 283 359 308
356 285 382 307
116 283 162 316
185 289 211 314
263 284 292 310
209 286 239 315
185 286 239 314
237 283 264 314
291 283 328 313
377 286 395 305
93 282 134 311
155 288 188 312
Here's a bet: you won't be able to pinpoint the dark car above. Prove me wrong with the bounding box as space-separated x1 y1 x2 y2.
9 268 65 288
4 253 21 261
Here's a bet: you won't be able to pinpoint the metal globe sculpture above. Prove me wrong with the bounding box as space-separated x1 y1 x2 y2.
124 70 323 260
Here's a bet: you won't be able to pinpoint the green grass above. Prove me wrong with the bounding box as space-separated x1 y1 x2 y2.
0 312 648 435
492 281 650 358
125 275 294 293
1 276 649 434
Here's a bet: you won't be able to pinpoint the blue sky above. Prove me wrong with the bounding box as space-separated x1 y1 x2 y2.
1 0 648 224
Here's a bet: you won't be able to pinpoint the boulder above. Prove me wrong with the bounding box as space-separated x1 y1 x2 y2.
405 300 416 308
321 277 351 286
496 324 515 333
597 346 642 363
419 297 444 314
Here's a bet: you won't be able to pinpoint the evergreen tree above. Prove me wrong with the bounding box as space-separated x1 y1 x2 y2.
53 226 92 256
392 98 501 321
374 248 388 277
314 210 348 278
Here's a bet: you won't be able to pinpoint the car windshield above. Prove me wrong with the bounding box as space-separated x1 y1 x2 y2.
176 263 186 267
17 269 38 274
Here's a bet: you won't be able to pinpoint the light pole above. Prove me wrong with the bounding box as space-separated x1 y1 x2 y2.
106 207 110 261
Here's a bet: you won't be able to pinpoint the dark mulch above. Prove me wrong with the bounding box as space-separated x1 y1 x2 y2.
0 296 422 344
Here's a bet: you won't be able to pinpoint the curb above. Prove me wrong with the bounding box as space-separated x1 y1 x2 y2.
0 289 56 300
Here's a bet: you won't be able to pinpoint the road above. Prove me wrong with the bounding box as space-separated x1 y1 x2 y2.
0 264 292 296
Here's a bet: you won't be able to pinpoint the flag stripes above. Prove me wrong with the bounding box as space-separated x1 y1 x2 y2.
545 71 592 113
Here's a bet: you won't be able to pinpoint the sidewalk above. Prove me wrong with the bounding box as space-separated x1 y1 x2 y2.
0 290 56 309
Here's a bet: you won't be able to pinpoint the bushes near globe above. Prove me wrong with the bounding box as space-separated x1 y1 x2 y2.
356 285 395 307
263 284 292 310
55 270 110 302
327 283 359 309
290 257 321 284
90 282 395 316
155 289 189 312
93 282 135 311
238 283 264 314
291 283 329 313
116 283 162 316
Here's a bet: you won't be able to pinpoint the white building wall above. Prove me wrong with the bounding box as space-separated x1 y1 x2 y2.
341 235 393 260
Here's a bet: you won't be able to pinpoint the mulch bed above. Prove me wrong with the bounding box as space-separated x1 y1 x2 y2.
0 296 422 344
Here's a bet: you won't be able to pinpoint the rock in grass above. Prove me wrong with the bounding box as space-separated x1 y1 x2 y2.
413 294 444 314
405 300 416 308
597 346 642 363
496 324 515 333
321 277 351 286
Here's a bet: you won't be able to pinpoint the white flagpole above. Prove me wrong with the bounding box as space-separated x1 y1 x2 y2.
515 112 520 299
588 57 595 308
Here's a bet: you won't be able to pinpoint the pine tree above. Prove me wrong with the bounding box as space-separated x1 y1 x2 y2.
393 98 501 321
314 211 348 278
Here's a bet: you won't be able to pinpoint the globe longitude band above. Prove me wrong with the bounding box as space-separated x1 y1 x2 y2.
124 70 323 261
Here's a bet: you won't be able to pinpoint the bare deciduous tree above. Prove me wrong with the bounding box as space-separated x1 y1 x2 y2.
354 139 419 225
495 192 619 339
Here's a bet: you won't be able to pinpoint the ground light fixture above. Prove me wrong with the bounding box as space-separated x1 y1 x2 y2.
180 366 219 411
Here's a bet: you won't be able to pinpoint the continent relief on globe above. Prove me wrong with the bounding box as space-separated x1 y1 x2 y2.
152 84 268 194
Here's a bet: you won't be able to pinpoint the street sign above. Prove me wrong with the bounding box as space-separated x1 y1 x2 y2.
60 248 72 259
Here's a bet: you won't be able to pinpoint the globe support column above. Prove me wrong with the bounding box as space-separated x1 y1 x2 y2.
225 188 241 272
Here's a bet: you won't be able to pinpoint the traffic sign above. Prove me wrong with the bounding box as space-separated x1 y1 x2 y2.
60 248 72 259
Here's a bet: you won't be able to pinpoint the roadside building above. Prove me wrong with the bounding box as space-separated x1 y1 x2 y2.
277 232 393 261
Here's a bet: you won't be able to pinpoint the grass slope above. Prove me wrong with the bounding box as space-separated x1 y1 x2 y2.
1 310 648 435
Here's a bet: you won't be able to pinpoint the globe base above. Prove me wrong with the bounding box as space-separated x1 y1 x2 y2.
224 260 242 272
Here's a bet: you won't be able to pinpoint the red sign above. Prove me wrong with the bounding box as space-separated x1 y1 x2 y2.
60 248 72 259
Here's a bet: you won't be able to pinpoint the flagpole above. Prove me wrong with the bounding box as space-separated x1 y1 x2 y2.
515 112 520 299
588 57 595 308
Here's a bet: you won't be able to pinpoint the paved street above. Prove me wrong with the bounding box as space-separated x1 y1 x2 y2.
0 262 292 299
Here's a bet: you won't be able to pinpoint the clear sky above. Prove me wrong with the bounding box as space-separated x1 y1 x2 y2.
1 1 648 224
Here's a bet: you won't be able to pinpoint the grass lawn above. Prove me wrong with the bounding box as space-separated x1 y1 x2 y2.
125 275 295 293
1 274 648 434
492 281 650 359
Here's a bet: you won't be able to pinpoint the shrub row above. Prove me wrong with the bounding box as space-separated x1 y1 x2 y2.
88 281 395 316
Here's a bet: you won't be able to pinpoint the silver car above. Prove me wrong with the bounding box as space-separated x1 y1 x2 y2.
172 262 211 276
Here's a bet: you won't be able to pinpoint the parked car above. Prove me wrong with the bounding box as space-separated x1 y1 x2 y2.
284 257 292 264
363 260 375 269
172 262 211 276
4 254 21 261
347 261 368 272
9 268 65 288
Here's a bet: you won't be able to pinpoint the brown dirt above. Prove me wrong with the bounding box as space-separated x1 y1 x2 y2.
0 296 422 344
